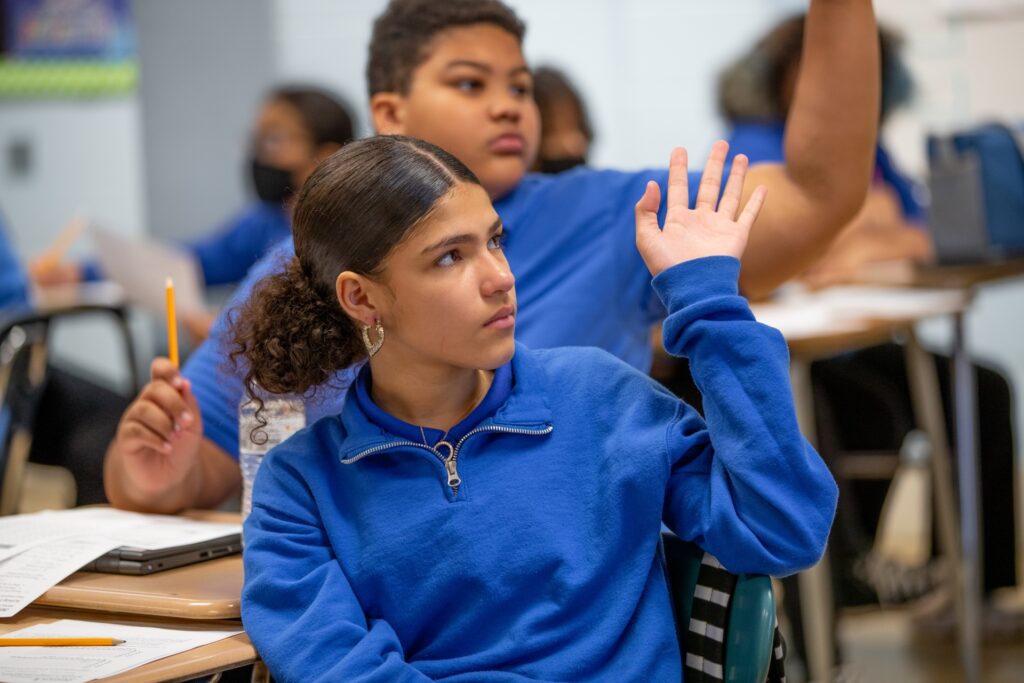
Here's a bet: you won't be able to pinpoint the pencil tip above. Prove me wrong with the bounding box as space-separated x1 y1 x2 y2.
112 638 126 645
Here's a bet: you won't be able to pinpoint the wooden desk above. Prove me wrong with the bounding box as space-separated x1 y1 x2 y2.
15 511 255 681
34 555 243 620
854 260 1024 683
0 607 255 683
752 291 968 683
34 510 244 619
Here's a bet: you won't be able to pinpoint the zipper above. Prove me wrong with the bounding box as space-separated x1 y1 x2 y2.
342 423 554 498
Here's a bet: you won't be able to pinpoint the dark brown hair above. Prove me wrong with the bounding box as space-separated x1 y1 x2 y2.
229 135 480 421
717 14 910 124
533 65 594 143
268 85 356 148
367 0 526 97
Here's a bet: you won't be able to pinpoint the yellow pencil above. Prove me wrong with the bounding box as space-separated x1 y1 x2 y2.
0 637 124 646
166 277 179 368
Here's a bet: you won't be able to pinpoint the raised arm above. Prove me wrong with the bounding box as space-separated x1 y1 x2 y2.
636 146 837 575
739 0 880 298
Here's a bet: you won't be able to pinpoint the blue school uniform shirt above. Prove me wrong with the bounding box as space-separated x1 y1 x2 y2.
726 120 926 223
0 214 29 310
241 256 839 682
82 201 291 286
184 167 697 459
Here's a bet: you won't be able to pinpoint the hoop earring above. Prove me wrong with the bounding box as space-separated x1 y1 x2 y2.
361 319 385 357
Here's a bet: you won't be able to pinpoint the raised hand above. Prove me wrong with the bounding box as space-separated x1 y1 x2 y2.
112 358 203 497
635 141 767 277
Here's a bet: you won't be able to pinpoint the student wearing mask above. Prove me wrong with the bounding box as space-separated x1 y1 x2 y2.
31 85 354 338
531 65 593 174
236 134 836 682
103 0 879 514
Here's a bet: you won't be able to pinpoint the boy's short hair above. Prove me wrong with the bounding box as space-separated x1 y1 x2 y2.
367 0 526 98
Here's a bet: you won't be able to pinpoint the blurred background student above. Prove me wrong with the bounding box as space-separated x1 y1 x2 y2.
718 13 1020 621
531 66 593 174
30 84 355 341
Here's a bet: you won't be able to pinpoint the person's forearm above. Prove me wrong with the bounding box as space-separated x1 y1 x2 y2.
740 0 879 297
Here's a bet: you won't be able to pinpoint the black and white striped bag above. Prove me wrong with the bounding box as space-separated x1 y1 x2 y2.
684 553 787 683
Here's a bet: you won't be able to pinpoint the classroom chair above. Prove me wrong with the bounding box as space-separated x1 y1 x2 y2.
0 301 139 514
662 532 784 683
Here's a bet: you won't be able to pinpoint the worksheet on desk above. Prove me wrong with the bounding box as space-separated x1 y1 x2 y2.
0 509 241 617
0 619 242 683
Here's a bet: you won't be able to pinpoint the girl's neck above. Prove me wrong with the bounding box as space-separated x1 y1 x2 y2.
368 357 493 433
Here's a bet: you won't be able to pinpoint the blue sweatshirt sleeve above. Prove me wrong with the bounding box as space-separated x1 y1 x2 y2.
242 444 433 683
0 218 29 310
654 256 838 576
185 203 291 287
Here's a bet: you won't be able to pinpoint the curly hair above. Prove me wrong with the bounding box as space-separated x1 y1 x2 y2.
367 0 526 97
229 135 480 430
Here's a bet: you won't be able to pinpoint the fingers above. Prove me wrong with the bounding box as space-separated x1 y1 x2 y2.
737 185 769 232
150 357 181 382
666 147 689 213
695 140 729 211
634 180 662 241
718 154 749 220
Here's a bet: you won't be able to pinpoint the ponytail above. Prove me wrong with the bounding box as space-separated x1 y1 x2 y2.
229 257 365 426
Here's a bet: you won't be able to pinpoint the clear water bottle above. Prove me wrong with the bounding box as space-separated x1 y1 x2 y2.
239 397 306 522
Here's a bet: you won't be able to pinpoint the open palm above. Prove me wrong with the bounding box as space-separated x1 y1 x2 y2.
635 141 767 277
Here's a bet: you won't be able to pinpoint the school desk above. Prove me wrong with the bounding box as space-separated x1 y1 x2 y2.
760 300 966 683
848 259 1024 683
33 510 242 619
18 510 257 681
0 606 255 683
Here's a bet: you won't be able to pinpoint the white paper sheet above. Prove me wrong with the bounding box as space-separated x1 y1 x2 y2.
0 508 240 555
90 226 205 316
0 538 121 617
0 619 242 683
0 510 242 617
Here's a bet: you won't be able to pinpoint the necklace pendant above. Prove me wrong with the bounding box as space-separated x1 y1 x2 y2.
435 440 454 460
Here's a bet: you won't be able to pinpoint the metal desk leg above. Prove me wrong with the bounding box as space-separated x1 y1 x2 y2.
790 357 836 683
903 332 963 608
952 312 983 683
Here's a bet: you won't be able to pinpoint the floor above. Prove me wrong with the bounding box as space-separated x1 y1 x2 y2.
838 602 1024 683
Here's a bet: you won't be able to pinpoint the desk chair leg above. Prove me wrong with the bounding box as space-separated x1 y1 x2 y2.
902 334 963 600
952 313 983 683
250 660 271 683
790 358 836 683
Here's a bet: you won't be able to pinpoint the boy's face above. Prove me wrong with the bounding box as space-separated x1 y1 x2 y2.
372 24 540 200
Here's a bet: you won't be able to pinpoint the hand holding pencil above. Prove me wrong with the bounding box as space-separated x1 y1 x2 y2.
28 213 87 287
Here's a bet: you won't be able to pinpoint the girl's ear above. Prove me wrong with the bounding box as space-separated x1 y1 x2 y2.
336 271 381 327
370 92 407 135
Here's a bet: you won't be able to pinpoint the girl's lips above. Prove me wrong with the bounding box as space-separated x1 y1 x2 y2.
490 135 525 154
484 306 515 329
484 313 515 330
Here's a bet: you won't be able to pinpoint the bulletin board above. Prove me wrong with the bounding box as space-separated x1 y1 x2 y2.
0 0 137 98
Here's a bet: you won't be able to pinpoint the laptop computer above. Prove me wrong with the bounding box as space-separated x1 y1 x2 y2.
80 533 242 575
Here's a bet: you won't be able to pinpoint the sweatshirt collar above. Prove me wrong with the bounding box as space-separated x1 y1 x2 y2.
337 342 552 460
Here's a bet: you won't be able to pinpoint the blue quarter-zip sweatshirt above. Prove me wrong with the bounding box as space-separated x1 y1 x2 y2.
242 256 838 682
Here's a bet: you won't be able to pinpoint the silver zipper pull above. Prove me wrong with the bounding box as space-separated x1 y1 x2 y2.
444 456 461 494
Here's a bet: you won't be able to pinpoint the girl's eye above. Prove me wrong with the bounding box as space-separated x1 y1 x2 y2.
511 83 531 97
455 79 483 93
437 250 461 267
487 233 505 250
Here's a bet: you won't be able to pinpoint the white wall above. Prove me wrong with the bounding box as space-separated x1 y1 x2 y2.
0 97 148 389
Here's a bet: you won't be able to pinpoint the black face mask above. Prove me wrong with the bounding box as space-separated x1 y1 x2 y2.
250 158 295 203
539 156 586 175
